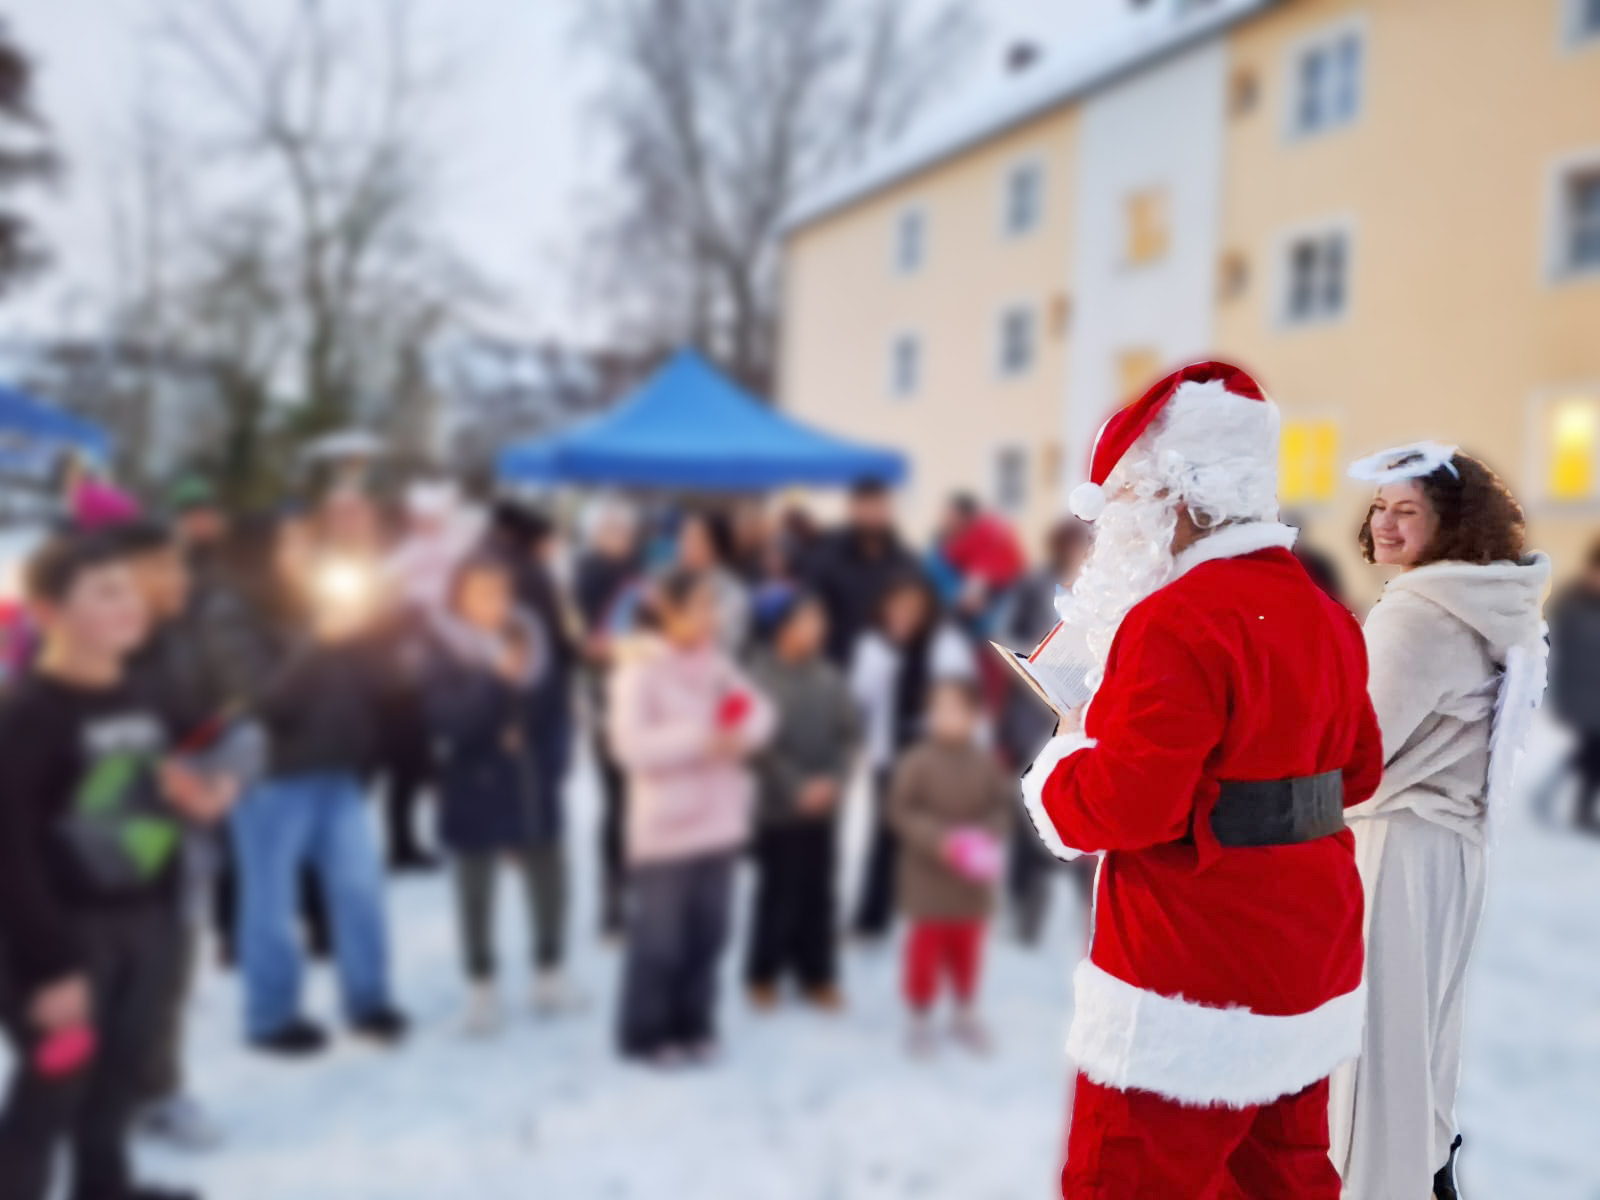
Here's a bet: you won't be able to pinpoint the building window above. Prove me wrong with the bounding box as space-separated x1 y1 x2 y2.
1556 165 1600 277
894 207 926 275
1002 160 1045 238
1289 25 1363 138
1219 250 1250 302
993 445 1029 516
1279 419 1340 505
1283 229 1349 325
996 305 1036 377
1125 188 1170 266
889 334 920 399
1569 0 1600 45
1229 68 1260 118
1117 348 1163 405
1542 394 1600 501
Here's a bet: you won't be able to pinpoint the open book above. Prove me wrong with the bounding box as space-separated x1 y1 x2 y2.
990 613 1095 719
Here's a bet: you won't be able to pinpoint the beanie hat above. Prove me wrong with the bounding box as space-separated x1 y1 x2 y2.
752 582 811 645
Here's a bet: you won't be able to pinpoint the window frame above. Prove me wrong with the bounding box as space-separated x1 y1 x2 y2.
994 303 1038 379
1546 148 1600 283
1123 186 1172 269
1274 218 1355 330
1277 413 1344 509
999 156 1046 241
887 332 921 400
990 441 1030 518
1282 15 1368 143
892 204 927 277
1526 384 1600 511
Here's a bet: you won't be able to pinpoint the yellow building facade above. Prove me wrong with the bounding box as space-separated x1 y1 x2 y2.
781 0 1600 591
782 106 1079 550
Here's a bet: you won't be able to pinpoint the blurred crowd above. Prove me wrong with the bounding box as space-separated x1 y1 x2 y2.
0 466 1103 1200
2 461 1599 1200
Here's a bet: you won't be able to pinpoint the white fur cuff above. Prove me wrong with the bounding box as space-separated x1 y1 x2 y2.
1019 734 1096 861
1066 959 1366 1108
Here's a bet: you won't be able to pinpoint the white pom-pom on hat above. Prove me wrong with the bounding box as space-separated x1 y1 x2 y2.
1070 481 1107 522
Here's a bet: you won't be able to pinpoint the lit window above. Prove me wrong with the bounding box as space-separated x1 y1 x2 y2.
1557 167 1600 276
1003 161 1045 238
1117 348 1162 405
889 334 921 399
1291 27 1363 137
1125 189 1170 266
1283 230 1349 325
1279 419 1340 505
997 306 1036 377
1547 396 1600 501
894 208 926 275
993 446 1029 515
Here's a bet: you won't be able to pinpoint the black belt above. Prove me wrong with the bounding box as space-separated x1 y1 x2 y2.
1190 771 1347 848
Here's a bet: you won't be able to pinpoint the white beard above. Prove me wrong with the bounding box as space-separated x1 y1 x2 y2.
1069 493 1180 695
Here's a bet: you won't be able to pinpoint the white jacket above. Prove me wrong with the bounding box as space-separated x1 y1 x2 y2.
1354 554 1549 842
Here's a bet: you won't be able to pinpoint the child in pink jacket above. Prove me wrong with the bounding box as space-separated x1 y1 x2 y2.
608 567 774 1064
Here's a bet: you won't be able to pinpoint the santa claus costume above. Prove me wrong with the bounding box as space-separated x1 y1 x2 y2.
1022 362 1383 1198
1328 444 1548 1200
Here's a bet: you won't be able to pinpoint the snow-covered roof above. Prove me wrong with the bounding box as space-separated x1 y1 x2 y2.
785 0 1282 234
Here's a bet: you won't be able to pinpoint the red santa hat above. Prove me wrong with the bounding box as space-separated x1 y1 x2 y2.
1069 361 1272 522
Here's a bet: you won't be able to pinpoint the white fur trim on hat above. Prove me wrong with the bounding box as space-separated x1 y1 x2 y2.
1067 960 1367 1108
1069 482 1107 522
1019 733 1097 860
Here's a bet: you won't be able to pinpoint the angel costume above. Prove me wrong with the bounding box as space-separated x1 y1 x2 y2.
1328 444 1549 1199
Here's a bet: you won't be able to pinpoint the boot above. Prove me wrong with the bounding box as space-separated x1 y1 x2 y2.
804 984 846 1013
747 983 781 1012
1433 1134 1463 1200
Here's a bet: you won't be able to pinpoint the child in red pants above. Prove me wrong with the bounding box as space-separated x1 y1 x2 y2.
888 678 1012 1055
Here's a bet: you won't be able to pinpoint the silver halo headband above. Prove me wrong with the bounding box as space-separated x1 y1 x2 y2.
1348 441 1460 484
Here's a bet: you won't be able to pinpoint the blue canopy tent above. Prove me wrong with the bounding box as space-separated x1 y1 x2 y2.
0 384 112 475
498 349 906 491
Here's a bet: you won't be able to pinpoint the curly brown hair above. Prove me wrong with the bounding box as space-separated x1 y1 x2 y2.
1358 452 1525 566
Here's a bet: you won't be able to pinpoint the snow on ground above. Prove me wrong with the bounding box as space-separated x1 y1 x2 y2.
6 726 1600 1198
1454 720 1600 1199
132 754 1087 1199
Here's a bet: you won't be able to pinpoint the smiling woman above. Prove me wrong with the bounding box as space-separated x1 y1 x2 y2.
1334 442 1548 1199
1356 450 1527 571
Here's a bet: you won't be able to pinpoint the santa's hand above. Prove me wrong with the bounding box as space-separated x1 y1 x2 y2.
1056 704 1086 735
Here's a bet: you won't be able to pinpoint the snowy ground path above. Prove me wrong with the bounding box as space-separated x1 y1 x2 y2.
5 727 1598 1197
134 753 1088 1199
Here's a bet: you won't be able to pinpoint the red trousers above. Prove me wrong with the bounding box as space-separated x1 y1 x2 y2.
903 920 984 1010
1061 1074 1342 1199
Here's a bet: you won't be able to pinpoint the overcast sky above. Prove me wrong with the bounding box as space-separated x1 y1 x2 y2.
4 0 1134 346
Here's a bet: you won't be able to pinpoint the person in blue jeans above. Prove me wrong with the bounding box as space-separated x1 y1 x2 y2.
231 774 396 1051
212 503 408 1056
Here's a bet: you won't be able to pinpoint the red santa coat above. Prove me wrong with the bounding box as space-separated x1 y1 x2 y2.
1023 522 1383 1107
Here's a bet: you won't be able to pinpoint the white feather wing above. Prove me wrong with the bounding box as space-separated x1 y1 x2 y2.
1486 635 1549 838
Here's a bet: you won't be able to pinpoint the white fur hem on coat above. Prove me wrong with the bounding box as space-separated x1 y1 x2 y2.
1019 734 1096 861
1066 959 1366 1108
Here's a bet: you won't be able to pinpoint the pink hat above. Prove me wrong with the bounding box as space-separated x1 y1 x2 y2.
71 479 142 529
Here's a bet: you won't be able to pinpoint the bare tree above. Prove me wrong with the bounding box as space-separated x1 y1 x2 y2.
0 20 60 294
137 0 482 459
581 0 977 393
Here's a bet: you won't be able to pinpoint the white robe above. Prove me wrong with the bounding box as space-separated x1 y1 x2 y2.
1328 813 1486 1197
1329 556 1548 1198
